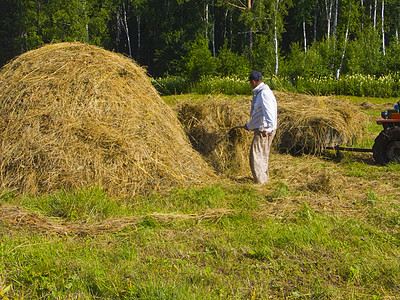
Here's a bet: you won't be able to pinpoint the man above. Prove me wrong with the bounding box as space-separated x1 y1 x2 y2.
244 71 277 184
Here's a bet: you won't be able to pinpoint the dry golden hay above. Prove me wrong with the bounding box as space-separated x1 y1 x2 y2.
0 204 232 236
274 92 367 154
174 92 367 175
0 42 215 196
175 96 252 175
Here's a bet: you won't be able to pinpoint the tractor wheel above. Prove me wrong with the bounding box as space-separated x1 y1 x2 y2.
372 127 400 165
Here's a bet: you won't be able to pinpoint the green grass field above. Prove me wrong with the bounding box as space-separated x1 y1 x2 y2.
1 95 399 299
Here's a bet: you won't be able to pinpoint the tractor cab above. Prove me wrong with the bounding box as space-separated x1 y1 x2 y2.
372 101 400 164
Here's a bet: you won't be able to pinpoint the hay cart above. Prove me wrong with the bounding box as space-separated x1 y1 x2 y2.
372 101 400 165
332 101 400 165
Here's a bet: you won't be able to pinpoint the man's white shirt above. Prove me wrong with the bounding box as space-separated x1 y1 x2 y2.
246 82 277 132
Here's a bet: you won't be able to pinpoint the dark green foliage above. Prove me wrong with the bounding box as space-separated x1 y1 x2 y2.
284 42 332 79
216 40 251 79
1 0 400 95
184 38 218 82
251 35 276 76
346 27 387 76
387 42 400 73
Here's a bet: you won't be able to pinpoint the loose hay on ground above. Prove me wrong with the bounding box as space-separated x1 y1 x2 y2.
0 42 215 196
0 204 232 236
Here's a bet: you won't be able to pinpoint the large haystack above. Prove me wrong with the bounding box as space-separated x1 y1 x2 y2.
175 92 366 175
0 42 214 196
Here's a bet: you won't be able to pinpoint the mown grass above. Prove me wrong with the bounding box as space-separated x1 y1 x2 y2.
1 95 400 299
1 185 399 299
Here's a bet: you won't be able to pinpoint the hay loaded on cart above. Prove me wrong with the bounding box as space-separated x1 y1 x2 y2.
330 100 400 165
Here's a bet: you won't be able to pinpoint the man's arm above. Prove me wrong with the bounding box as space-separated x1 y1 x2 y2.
260 90 277 133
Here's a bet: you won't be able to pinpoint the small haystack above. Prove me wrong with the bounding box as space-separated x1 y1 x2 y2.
176 96 252 175
0 42 214 196
175 92 366 175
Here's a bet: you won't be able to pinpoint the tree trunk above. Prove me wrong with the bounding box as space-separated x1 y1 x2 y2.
382 0 386 56
212 21 216 56
80 0 89 43
325 0 333 38
223 9 228 41
303 20 307 52
360 0 364 29
336 21 350 79
116 11 121 52
122 2 132 58
205 3 209 38
229 13 233 50
212 0 216 56
205 2 216 56
274 0 279 75
230 11 233 49
249 0 253 52
137 16 141 50
314 0 318 41
333 0 338 36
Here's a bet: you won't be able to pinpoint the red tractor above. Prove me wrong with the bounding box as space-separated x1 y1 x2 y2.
372 101 400 165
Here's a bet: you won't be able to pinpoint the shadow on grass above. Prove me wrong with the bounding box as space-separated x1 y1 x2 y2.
320 149 377 165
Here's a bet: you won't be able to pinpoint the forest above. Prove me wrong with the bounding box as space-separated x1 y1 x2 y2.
1 0 400 92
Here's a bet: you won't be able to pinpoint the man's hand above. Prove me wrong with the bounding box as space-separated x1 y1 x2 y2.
262 131 271 137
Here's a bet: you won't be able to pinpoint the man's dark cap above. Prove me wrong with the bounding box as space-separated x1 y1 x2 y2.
249 71 262 81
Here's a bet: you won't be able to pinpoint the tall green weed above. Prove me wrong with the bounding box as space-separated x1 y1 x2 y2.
152 73 400 97
293 73 400 97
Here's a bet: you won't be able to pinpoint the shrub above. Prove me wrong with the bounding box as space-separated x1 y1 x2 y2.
284 42 333 80
184 38 218 82
251 35 276 76
346 28 386 76
216 41 251 79
387 42 400 73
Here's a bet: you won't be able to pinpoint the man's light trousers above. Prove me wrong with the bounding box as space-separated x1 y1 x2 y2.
249 130 275 184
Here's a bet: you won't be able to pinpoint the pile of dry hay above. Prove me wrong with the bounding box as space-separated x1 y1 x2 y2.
176 96 251 175
175 92 367 175
274 92 367 154
0 42 214 196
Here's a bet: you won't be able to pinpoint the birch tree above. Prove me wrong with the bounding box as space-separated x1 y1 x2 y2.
293 0 316 52
396 1 400 43
269 0 292 75
382 0 385 55
336 0 361 78
204 0 216 56
120 1 132 57
396 2 400 43
325 0 333 37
